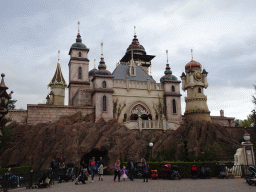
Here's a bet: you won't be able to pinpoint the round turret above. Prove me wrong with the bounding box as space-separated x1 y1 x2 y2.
185 60 202 70
126 35 146 54
160 64 178 82
70 33 87 49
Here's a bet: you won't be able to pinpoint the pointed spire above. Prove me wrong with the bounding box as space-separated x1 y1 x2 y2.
94 59 96 69
98 42 107 70
0 73 8 91
101 42 104 57
166 50 169 64
48 51 67 88
78 21 80 33
191 49 194 61
58 50 60 63
134 26 136 36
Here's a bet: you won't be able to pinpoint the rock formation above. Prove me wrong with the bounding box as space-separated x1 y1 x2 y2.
0 112 241 171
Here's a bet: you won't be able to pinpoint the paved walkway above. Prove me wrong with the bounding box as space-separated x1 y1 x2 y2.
11 176 255 192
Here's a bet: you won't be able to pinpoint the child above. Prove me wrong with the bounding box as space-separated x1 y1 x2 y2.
121 166 128 181
98 164 107 181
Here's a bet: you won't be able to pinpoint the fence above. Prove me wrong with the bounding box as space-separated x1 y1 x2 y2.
0 167 79 192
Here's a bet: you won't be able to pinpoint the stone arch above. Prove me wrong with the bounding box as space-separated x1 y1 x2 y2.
126 101 152 120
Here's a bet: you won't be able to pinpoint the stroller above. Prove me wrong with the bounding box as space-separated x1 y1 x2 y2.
75 168 89 185
191 165 198 179
246 166 256 186
37 170 52 188
163 164 171 179
151 170 158 180
200 166 211 179
63 168 75 182
134 162 143 179
171 165 181 180
218 164 228 179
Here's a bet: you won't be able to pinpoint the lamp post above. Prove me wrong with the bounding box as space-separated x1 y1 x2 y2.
0 73 13 143
149 142 153 159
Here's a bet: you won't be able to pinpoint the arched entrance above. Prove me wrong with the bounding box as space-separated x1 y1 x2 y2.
80 148 108 166
130 103 152 120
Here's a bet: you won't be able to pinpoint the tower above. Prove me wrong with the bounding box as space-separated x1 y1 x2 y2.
180 50 211 122
92 43 114 121
160 50 182 122
120 27 155 74
48 50 67 105
68 22 90 105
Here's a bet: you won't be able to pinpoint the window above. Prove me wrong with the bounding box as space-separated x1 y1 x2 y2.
79 52 81 57
173 99 176 113
198 87 201 93
131 67 134 75
102 81 106 88
78 67 82 79
172 85 175 92
103 96 107 111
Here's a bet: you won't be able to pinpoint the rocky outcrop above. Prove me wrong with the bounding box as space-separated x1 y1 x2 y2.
1 112 241 170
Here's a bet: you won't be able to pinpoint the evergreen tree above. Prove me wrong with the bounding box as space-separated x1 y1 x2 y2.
7 99 17 110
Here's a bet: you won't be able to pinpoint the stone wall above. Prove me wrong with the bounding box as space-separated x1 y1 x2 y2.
225 127 255 141
7 110 28 124
26 104 94 125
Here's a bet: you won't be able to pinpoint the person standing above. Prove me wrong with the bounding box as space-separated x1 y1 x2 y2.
98 164 107 181
113 160 121 182
89 157 96 183
141 158 149 182
126 157 135 181
98 157 106 167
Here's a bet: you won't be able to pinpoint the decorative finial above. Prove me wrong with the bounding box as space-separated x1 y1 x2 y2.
131 50 133 60
191 49 194 61
150 65 152 76
78 21 80 33
101 42 104 58
58 50 60 61
94 59 96 69
166 50 168 64
134 26 136 36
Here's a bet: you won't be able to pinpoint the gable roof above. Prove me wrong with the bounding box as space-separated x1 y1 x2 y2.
112 64 155 82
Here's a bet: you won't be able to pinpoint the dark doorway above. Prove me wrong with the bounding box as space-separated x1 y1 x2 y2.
80 149 108 166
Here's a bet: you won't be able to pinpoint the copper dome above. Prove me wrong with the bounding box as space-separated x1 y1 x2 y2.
126 35 146 53
185 60 202 70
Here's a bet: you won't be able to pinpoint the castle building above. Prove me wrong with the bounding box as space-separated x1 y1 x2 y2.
6 26 235 128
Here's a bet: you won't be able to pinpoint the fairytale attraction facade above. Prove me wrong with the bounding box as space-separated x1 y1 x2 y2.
7 26 235 129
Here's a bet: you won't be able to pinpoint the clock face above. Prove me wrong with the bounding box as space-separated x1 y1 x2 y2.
194 72 202 81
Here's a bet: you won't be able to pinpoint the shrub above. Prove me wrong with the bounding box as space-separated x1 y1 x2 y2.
0 166 32 176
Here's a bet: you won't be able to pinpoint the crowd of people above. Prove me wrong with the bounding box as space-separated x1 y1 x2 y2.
75 156 149 184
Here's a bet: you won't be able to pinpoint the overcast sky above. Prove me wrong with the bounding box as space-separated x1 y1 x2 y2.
1 0 255 120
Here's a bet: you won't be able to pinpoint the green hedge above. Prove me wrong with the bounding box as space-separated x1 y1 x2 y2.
122 161 219 178
0 166 32 176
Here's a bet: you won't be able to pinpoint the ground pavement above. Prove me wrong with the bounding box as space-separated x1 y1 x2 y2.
11 175 255 192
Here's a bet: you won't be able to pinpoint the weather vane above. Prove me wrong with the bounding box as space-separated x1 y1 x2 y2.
191 49 194 60
166 50 168 63
101 42 104 57
78 21 80 33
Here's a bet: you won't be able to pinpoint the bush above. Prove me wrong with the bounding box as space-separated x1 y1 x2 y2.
0 166 32 176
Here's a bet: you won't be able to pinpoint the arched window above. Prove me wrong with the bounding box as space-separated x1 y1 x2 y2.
78 67 82 79
102 81 106 88
79 52 81 57
103 96 107 111
131 67 134 75
172 85 175 92
173 99 176 113
198 87 201 93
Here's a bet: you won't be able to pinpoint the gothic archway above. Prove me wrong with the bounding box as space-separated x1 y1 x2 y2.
129 103 152 120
